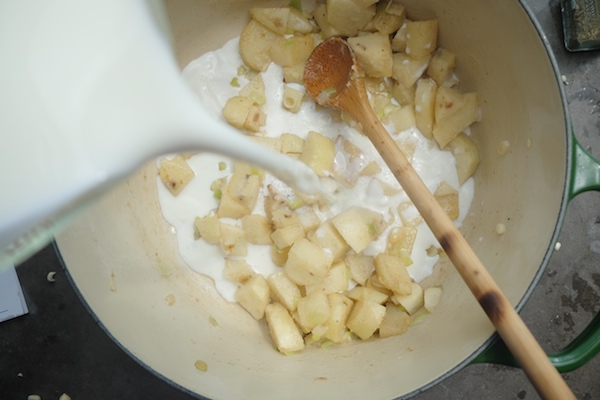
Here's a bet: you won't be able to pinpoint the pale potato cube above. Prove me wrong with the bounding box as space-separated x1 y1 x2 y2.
345 254 375 286
285 238 333 285
346 299 386 340
391 282 424 315
307 220 351 262
331 207 387 254
299 131 335 177
387 105 416 132
242 214 273 245
324 293 354 343
372 2 406 35
265 302 305 354
391 21 408 52
395 138 417 162
270 34 315 68
434 181 459 220
282 85 305 113
375 253 412 296
234 161 265 181
159 155 195 196
424 286 443 312
391 80 416 106
446 133 480 185
433 87 479 148
236 274 270 320
287 8 314 34
271 245 290 266
379 303 411 338
347 32 393 78
280 133 305 154
239 19 280 71
220 223 247 257
297 291 331 333
370 93 392 117
392 53 430 89
226 172 260 212
222 96 254 129
354 0 378 6
397 202 422 228
346 286 389 305
243 105 267 132
250 7 290 35
365 274 394 297
194 215 220 244
414 78 438 139
326 0 376 37
283 63 306 84
305 261 349 295
427 47 457 86
405 19 438 60
264 185 288 222
296 206 321 233
386 226 417 265
224 258 254 284
359 161 382 176
217 191 251 219
312 4 342 39
267 271 302 312
239 73 266 105
271 223 305 249
271 207 300 229
249 135 281 153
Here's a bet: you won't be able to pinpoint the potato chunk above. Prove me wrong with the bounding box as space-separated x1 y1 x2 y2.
433 87 479 148
324 293 354 343
446 133 480 185
194 214 220 244
331 207 387 254
299 131 335 176
242 214 273 245
379 303 411 338
305 261 349 295
308 220 351 262
285 238 333 286
374 253 412 296
159 155 194 196
326 0 376 37
405 19 438 60
434 181 459 220
297 291 331 333
347 32 393 78
427 47 457 86
236 274 270 320
346 299 386 340
239 19 280 71
270 34 314 67
391 282 424 315
267 271 302 312
220 223 247 257
391 53 430 88
265 303 305 354
345 254 375 286
414 78 438 139
250 7 290 35
224 258 254 284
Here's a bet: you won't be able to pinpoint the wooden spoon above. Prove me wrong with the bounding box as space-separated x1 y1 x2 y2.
304 37 574 400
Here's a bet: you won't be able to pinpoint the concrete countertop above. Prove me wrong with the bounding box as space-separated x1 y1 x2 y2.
1 0 598 399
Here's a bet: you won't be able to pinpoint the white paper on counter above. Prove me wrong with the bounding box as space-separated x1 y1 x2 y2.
0 263 29 323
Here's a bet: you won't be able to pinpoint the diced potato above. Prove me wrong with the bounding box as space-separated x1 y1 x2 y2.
226 172 260 212
434 181 459 220
346 299 386 340
239 19 280 71
285 238 333 285
347 32 393 78
222 96 258 130
395 137 417 162
296 206 321 233
374 253 412 296
345 254 375 285
249 135 281 153
326 0 377 37
446 133 480 185
271 223 305 249
392 53 430 89
379 303 411 338
397 202 423 228
305 261 349 295
386 226 417 265
280 133 305 154
271 245 290 266
242 214 273 245
243 105 267 132
424 286 443 312
250 7 290 35
354 0 378 7
331 207 387 254
287 8 314 34
414 78 438 139
220 223 247 257
265 302 305 354
194 215 221 244
264 185 288 222
282 85 305 113
217 190 251 219
324 293 354 343
427 47 457 86
312 4 342 39
267 271 302 312
239 73 266 106
159 155 195 196
391 282 424 315
297 291 331 333
433 87 479 148
387 105 416 132
270 34 315 67
234 161 265 181
372 2 406 35
307 220 351 262
236 274 270 320
391 80 416 106
271 207 300 229
346 286 389 305
299 131 335 176
359 161 382 176
224 258 254 284
405 19 438 60
365 275 394 297
283 62 306 84
391 21 408 52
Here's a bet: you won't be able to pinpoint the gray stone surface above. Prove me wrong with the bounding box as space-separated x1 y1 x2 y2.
1 0 598 399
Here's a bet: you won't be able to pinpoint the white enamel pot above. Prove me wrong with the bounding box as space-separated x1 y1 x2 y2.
55 0 600 399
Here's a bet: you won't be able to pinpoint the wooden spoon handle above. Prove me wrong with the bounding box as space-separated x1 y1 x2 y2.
342 87 575 400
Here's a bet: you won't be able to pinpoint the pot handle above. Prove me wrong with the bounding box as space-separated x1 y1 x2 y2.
472 139 600 372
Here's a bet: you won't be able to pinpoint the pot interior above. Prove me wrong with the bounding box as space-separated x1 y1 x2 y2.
56 0 568 399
